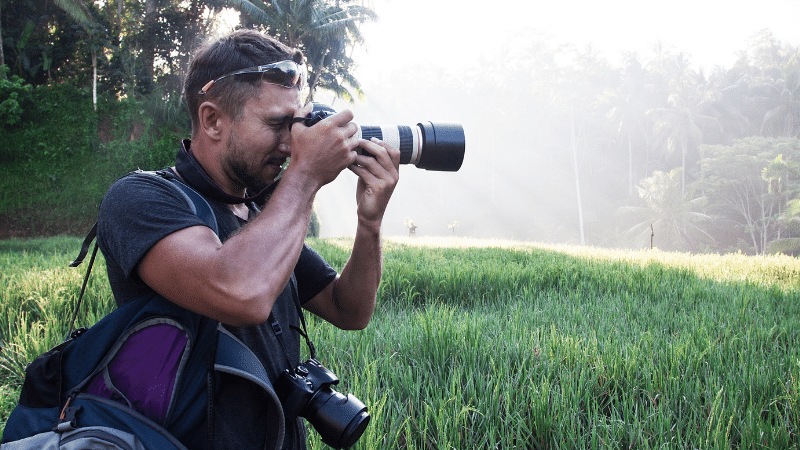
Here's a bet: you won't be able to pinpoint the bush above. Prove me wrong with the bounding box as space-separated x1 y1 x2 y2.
0 67 33 128
95 88 189 173
0 82 189 238
0 77 96 163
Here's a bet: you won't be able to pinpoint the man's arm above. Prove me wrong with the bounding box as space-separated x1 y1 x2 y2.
303 138 400 330
138 110 361 327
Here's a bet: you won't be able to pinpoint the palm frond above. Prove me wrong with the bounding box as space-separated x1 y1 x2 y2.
52 0 96 31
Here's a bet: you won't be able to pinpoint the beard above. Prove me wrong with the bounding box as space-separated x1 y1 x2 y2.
224 131 281 194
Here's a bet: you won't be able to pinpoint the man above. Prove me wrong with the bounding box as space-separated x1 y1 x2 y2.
97 29 399 449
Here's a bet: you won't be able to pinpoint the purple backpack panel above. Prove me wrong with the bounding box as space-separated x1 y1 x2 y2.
86 319 191 425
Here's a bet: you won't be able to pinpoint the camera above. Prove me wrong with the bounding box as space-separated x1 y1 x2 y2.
277 359 369 449
301 103 465 172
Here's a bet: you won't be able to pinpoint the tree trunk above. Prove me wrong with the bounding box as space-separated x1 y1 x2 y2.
570 110 586 246
681 143 686 199
0 0 4 72
141 0 157 94
92 48 97 111
178 0 203 83
305 53 325 103
627 130 633 197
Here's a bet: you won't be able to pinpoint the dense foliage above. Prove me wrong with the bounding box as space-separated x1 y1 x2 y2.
1 237 798 448
0 0 372 100
0 0 372 239
0 78 187 237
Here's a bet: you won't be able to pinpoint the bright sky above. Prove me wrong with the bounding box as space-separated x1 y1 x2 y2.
353 0 800 81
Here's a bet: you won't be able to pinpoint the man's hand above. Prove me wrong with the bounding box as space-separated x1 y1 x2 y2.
349 137 401 233
286 104 361 190
302 137 399 330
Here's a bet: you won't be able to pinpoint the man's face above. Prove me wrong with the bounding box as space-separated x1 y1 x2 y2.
222 83 303 193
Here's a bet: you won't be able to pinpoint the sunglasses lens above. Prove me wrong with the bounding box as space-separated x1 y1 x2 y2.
263 68 297 87
260 61 306 88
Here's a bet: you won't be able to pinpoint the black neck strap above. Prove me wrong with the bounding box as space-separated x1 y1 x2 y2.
268 278 317 366
175 139 277 205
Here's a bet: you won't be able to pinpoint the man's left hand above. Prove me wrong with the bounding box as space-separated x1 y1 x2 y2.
348 137 401 233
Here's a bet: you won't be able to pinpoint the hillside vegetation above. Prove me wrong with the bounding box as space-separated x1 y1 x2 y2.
1 236 798 448
0 79 185 238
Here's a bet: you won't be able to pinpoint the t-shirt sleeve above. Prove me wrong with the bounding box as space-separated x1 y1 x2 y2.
294 244 337 304
97 173 208 281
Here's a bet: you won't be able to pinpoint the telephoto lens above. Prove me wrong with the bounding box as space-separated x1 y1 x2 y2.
304 103 465 171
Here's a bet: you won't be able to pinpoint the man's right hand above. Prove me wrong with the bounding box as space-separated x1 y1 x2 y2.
286 104 360 189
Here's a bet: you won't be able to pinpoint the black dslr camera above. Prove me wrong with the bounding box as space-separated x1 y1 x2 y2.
277 359 369 449
300 103 466 172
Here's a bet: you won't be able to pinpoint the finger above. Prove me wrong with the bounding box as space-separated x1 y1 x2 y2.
326 109 355 127
289 103 315 131
373 137 401 167
347 162 379 187
295 102 313 119
349 153 398 188
357 138 385 160
358 138 400 171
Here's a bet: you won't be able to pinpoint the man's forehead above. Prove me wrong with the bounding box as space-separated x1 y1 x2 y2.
250 83 303 116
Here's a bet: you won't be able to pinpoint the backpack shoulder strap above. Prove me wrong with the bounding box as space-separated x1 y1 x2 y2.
147 169 219 236
71 169 219 267
214 325 285 450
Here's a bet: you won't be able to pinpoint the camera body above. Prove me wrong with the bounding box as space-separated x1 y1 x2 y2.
277 359 369 449
301 103 465 172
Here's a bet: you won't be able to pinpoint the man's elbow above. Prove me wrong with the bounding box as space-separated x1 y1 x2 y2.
205 298 272 327
207 282 278 326
337 308 374 331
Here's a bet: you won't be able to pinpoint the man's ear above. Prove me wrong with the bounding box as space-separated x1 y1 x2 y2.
198 101 227 141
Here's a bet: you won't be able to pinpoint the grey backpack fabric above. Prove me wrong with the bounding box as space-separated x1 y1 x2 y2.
2 426 148 450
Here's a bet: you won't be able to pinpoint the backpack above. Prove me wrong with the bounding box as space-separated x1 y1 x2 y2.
1 171 286 450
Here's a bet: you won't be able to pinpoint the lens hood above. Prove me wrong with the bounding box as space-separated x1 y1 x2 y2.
416 122 465 171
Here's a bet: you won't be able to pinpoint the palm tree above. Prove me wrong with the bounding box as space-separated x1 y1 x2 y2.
706 69 757 140
759 72 800 138
761 153 800 240
52 0 102 109
620 169 712 251
730 30 800 139
230 0 376 102
649 90 723 198
649 95 702 197
604 55 652 197
0 0 5 72
771 196 800 255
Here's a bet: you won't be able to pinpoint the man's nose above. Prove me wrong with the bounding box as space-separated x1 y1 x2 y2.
278 131 292 155
276 142 290 156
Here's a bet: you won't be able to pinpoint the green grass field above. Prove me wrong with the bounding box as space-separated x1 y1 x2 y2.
1 236 799 449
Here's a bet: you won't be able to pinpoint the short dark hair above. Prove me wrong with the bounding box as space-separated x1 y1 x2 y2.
184 29 304 132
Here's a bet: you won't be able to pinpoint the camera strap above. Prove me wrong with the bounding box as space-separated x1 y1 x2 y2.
291 297 317 360
268 278 317 369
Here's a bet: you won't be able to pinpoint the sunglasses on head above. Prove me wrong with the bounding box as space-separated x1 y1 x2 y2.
198 60 307 95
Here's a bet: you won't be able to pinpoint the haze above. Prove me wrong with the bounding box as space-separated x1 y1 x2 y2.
311 0 800 243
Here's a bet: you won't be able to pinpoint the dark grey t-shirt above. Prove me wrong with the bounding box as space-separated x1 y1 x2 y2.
97 171 337 449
